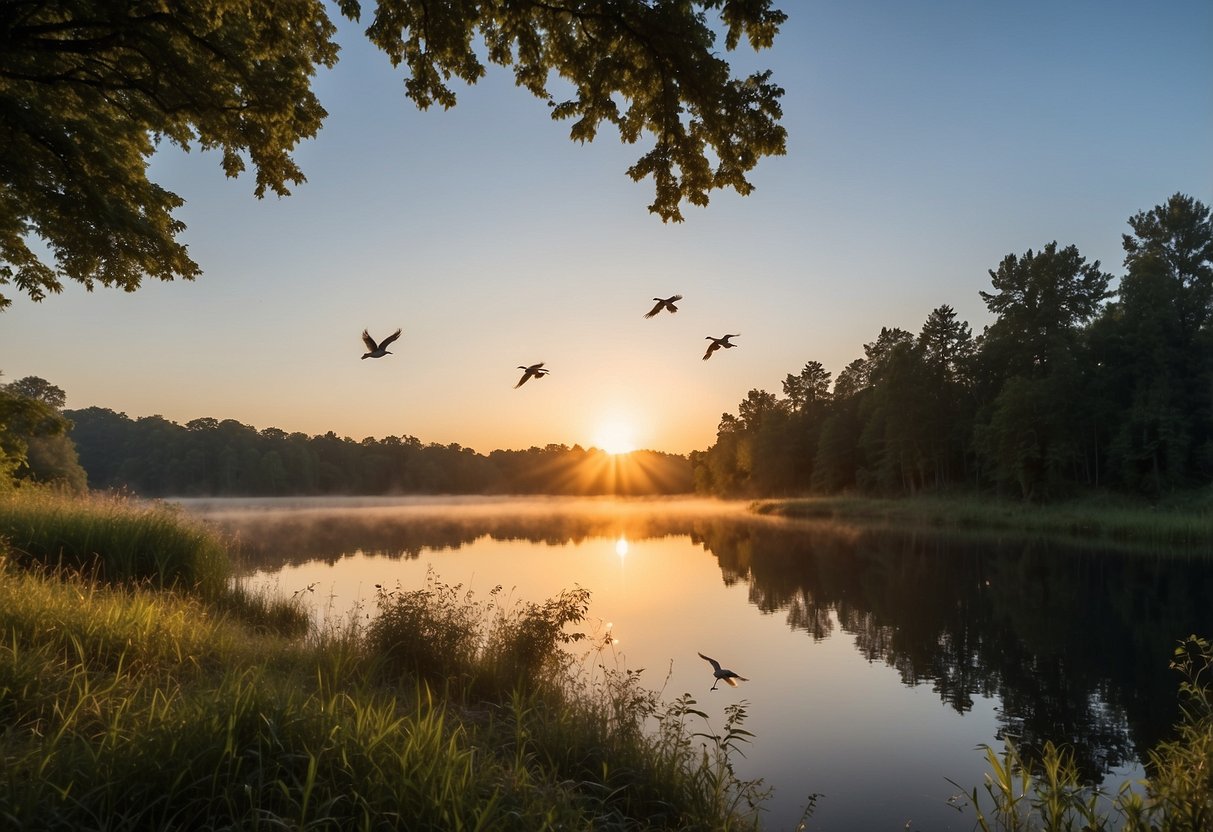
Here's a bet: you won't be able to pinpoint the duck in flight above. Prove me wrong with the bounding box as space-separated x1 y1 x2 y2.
361 328 402 359
515 362 551 388
702 334 740 361
644 294 683 318
698 652 749 690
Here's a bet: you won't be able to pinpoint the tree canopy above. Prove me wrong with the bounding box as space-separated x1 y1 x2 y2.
0 0 787 309
693 193 1213 501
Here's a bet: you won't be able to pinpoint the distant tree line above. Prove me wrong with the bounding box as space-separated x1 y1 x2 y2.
60 408 692 497
692 193 1213 500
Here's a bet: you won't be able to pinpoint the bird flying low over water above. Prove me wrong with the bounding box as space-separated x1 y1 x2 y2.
702 334 740 361
699 652 749 690
515 362 551 388
362 328 402 359
644 294 683 318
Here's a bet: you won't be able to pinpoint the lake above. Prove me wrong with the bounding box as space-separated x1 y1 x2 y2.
180 496 1213 831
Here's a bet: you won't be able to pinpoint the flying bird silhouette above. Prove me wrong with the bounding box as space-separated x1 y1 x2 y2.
702 334 740 361
361 328 402 359
644 294 683 318
698 652 749 690
514 362 551 388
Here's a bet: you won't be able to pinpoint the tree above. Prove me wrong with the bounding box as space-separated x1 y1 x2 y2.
1107 194 1213 491
978 242 1111 379
0 374 86 491
1 0 787 309
4 376 66 408
782 361 831 413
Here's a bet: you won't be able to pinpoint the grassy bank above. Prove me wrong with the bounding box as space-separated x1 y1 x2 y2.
0 492 765 831
752 491 1213 548
2 491 1211 830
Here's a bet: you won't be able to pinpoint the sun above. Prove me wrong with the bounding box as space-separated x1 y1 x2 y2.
593 421 637 456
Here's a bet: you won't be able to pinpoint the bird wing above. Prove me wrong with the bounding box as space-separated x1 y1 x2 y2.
703 342 719 361
644 300 665 318
530 362 545 371
668 294 683 304
514 372 531 388
698 652 722 672
380 328 403 348
724 676 739 686
361 330 378 351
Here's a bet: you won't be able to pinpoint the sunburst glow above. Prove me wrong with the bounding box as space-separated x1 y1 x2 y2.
615 537 629 557
594 421 636 456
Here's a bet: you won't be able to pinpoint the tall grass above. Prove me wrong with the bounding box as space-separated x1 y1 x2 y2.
0 493 768 830
0 490 230 595
954 635 1213 831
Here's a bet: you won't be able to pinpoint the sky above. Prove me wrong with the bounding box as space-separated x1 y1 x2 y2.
2 0 1211 456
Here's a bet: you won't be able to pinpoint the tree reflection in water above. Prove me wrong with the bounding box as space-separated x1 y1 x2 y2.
698 520 1212 780
193 499 1213 783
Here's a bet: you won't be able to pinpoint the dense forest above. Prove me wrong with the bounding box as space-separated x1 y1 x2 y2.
58 407 692 497
2 192 1208 502
692 193 1213 500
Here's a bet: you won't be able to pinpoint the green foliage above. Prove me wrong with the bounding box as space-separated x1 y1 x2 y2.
0 536 767 829
368 572 591 698
66 407 693 496
953 635 1213 832
0 376 87 493
1 1 786 309
0 491 230 596
693 193 1212 502
0 0 338 310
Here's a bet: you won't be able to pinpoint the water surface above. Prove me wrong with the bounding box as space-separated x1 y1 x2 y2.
181 496 1213 831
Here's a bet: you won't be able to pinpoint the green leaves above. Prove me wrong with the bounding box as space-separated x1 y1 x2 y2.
2 1 786 307
0 0 337 308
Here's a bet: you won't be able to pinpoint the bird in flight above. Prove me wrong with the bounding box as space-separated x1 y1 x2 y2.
361 328 402 360
644 294 683 318
698 652 749 690
515 362 551 388
702 334 740 361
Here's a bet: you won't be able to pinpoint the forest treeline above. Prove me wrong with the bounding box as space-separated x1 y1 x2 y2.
3 192 1208 502
57 407 692 497
692 193 1213 500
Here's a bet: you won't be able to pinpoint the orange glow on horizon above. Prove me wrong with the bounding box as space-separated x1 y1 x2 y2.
592 420 637 456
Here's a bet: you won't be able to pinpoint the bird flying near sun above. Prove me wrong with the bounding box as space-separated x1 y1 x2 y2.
698 652 749 690
702 333 740 361
644 294 683 318
514 362 551 388
361 328 402 359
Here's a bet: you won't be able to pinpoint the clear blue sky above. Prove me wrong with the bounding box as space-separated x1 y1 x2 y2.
3 1 1210 454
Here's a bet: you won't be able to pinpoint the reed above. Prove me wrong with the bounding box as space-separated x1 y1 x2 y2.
953 635 1213 832
0 490 230 595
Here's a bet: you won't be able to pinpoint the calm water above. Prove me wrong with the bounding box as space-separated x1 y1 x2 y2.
180 496 1213 831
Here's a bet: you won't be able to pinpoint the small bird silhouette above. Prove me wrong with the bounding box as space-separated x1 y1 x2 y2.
699 652 749 690
361 328 402 359
702 334 740 361
514 362 551 388
644 294 683 318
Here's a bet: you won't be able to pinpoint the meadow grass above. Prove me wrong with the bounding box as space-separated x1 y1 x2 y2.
0 492 767 830
753 490 1213 549
0 490 230 596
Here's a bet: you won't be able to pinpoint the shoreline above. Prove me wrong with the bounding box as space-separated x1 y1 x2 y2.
750 491 1213 549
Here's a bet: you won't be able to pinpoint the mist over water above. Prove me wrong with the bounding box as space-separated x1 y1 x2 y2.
179 496 1213 831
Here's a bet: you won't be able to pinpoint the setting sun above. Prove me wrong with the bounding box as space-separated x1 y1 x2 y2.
593 421 637 456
